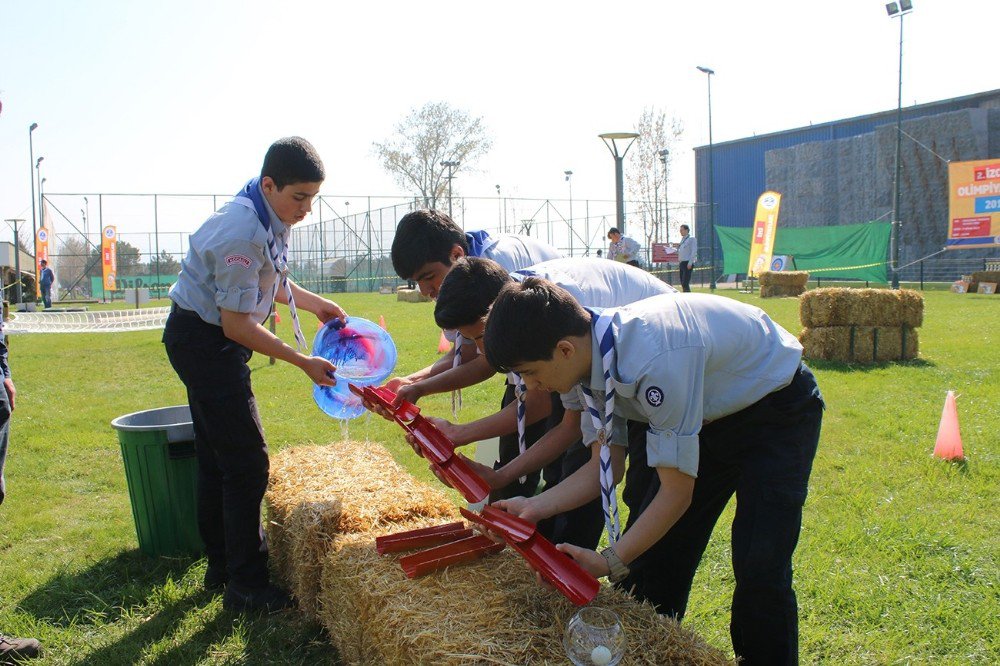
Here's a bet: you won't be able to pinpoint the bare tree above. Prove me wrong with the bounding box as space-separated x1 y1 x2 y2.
626 108 684 253
373 102 492 209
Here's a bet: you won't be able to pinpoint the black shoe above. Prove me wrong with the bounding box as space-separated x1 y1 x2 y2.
223 583 295 614
0 634 41 662
203 566 229 593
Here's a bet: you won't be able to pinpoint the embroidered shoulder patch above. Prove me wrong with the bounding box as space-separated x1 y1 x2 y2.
645 386 664 407
225 254 252 268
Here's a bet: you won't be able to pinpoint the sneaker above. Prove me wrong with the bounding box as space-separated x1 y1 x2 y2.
203 566 229 593
0 634 41 662
222 583 295 614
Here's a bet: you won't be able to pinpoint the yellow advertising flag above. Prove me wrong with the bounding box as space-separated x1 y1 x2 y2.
747 191 782 278
102 226 117 293
947 159 1000 250
35 227 50 298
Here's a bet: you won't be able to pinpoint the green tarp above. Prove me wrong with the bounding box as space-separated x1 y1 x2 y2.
716 222 890 283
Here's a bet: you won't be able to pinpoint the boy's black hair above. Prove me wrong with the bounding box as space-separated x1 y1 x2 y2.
607 227 621 238
434 257 512 330
40 259 47 266
484 277 590 374
680 224 690 232
260 137 325 189
391 209 470 280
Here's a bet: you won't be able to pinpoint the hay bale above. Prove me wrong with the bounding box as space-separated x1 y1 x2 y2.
318 528 732 665
758 270 809 288
397 288 431 303
267 443 459 614
760 284 806 298
799 326 919 363
800 288 923 328
970 271 1000 293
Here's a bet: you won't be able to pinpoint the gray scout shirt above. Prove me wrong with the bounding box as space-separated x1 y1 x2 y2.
562 293 803 477
169 186 286 326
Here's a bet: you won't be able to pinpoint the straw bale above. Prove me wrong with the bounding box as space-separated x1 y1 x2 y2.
760 284 806 298
970 271 1000 293
799 326 919 364
266 442 459 614
398 288 431 303
799 288 923 328
758 270 809 288
318 528 732 666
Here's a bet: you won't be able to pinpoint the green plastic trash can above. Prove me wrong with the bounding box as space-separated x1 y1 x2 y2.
111 405 204 557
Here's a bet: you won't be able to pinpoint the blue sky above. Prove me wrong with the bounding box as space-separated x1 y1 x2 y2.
1 0 997 239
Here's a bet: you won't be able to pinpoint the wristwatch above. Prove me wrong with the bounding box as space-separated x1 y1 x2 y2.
600 546 630 583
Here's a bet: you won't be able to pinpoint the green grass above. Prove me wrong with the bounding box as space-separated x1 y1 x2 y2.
0 289 996 664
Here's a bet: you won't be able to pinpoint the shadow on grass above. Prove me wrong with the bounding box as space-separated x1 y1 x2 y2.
20 550 340 665
19 550 194 627
806 357 936 373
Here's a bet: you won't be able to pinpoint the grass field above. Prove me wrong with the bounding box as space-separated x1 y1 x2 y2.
0 288 996 664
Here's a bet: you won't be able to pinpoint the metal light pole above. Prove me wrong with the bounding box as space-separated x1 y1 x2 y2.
564 170 574 255
28 124 39 274
83 196 90 239
5 219 25 304
886 0 913 289
496 184 502 231
599 133 639 236
441 160 460 219
658 149 670 245
697 65 717 289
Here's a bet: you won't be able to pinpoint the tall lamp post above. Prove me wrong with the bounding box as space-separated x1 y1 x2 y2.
599 132 639 236
441 160 460 219
495 184 502 231
696 65 717 289
886 0 913 289
658 149 670 245
28 124 39 274
83 196 90 239
564 170 574 255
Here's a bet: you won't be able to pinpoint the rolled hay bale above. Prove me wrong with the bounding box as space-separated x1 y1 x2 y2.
800 288 923 328
970 270 1000 293
799 326 919 363
267 443 460 614
760 283 806 298
317 528 732 666
758 270 810 288
397 288 431 303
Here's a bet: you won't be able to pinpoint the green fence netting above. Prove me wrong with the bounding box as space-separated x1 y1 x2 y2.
716 221 890 282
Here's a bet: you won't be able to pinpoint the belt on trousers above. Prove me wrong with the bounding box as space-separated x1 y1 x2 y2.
170 302 202 318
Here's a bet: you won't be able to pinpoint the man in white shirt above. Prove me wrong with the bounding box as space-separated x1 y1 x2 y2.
607 227 642 267
484 280 823 666
676 224 697 292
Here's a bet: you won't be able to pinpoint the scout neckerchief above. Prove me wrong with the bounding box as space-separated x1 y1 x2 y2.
448 231 492 417
579 307 622 544
233 178 307 351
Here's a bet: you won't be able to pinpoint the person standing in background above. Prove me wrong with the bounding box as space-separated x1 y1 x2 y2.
676 224 697 293
607 228 642 268
39 260 54 309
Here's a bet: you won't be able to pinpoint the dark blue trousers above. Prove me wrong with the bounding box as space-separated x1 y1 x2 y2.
618 363 823 666
163 309 271 589
0 381 11 506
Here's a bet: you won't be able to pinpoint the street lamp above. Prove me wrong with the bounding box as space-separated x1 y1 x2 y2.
658 149 670 245
564 170 574 255
28 124 39 279
886 0 913 289
696 65 717 289
598 132 639 236
83 196 90 239
441 160 460 219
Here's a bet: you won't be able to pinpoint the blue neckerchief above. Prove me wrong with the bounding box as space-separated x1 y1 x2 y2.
465 230 492 257
579 306 622 543
238 177 272 230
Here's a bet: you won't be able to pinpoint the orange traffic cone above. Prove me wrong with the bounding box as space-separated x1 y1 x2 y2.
933 390 965 461
274 313 282 324
437 330 451 354
379 314 387 330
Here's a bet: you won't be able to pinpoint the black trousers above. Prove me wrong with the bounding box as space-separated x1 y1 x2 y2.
490 385 603 550
163 309 271 589
617 363 823 666
679 261 693 292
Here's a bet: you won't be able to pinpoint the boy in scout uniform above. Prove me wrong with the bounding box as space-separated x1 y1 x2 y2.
483 279 823 666
164 137 346 614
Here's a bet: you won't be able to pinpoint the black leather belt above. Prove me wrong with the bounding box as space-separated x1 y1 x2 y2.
170 302 202 318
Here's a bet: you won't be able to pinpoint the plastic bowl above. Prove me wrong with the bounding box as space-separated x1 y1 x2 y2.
312 317 397 420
